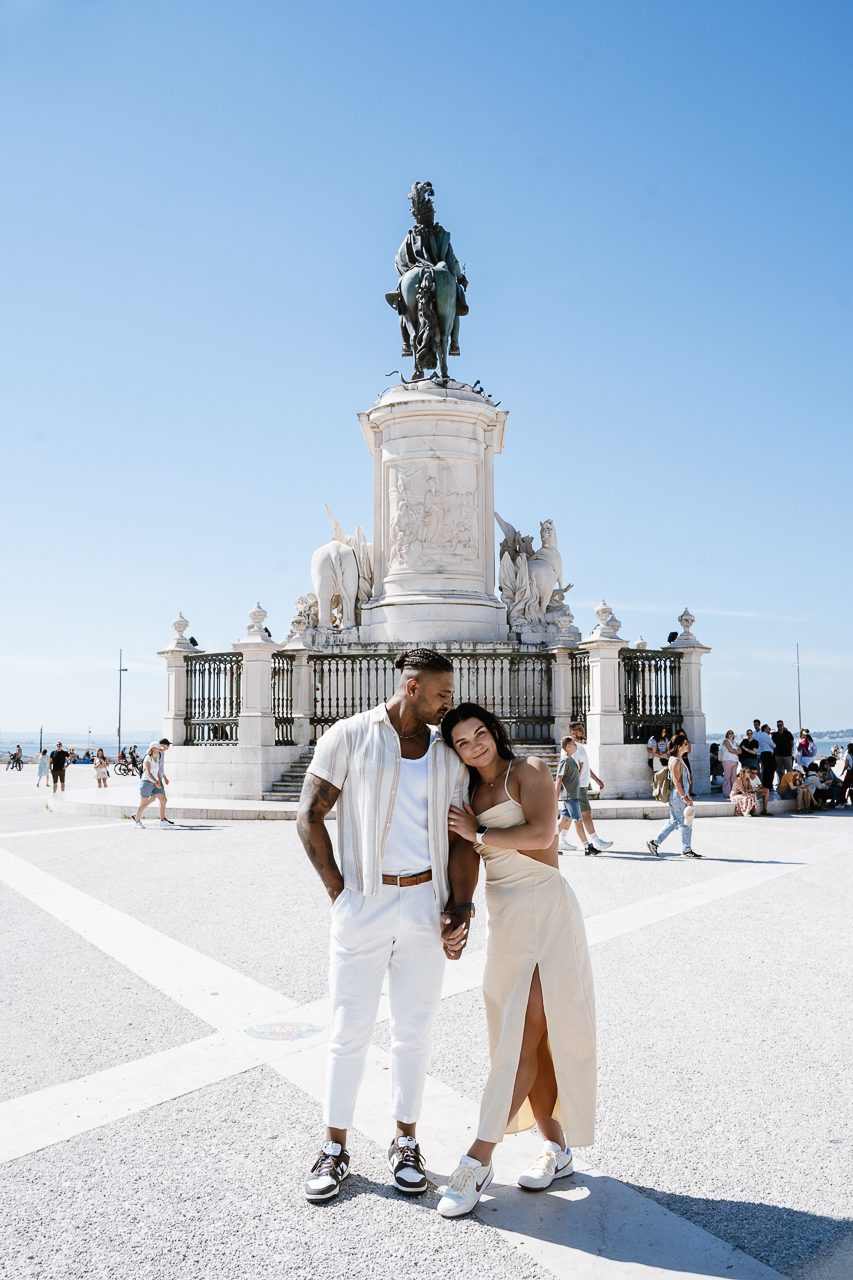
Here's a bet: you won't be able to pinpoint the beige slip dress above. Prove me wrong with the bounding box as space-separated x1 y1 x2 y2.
475 763 597 1146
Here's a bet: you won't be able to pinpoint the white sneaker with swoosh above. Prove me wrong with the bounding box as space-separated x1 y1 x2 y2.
518 1140 574 1190
436 1156 494 1218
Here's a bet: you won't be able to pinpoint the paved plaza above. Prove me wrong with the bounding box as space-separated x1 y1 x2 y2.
1 765 851 1280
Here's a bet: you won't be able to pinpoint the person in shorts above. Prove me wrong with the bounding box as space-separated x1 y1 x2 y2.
133 741 173 827
569 722 613 856
555 736 582 854
49 742 70 792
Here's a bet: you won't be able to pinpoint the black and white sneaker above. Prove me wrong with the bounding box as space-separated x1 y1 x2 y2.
682 849 702 858
646 840 660 857
304 1141 351 1203
584 844 598 856
387 1136 428 1194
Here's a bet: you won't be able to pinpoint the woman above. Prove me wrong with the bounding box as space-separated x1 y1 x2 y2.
797 731 816 770
646 733 700 857
436 704 596 1218
93 748 109 789
719 731 740 797
731 766 769 816
777 766 815 812
35 748 49 788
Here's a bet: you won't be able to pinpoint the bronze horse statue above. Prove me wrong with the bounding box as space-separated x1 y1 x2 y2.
386 181 468 383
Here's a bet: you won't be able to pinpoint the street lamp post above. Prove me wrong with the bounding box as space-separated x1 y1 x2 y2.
795 642 803 732
117 649 128 756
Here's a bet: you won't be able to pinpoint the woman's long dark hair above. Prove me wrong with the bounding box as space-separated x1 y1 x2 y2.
440 702 515 795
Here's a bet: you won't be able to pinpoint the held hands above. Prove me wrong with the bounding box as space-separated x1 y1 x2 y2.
440 906 471 960
448 801 478 843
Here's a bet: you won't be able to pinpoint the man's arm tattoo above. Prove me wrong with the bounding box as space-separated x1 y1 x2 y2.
296 774 343 894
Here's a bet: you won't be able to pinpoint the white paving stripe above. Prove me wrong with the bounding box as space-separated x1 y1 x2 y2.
0 847 296 1029
0 822 129 839
0 1034 261 1164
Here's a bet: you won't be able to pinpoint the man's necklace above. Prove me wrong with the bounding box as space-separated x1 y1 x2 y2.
398 724 428 740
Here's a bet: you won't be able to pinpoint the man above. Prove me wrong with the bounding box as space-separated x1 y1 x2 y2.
569 721 613 856
49 741 70 792
296 648 475 1204
5 745 22 771
133 741 172 827
555 735 581 853
754 724 777 792
772 720 795 787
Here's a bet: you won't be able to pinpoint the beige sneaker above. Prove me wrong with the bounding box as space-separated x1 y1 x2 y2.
436 1156 493 1217
517 1140 574 1190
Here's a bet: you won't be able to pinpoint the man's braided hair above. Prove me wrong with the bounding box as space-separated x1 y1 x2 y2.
394 647 453 674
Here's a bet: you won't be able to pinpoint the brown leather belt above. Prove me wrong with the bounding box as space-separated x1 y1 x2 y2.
381 869 433 888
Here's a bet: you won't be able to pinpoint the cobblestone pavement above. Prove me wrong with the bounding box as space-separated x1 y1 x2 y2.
1 765 851 1279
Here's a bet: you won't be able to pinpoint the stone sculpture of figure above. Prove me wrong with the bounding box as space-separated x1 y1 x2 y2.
385 180 469 383
309 506 374 629
495 513 565 627
289 593 319 637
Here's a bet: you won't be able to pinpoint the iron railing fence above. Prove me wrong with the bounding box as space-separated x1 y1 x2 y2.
308 651 557 744
620 649 683 744
271 652 296 746
567 650 590 726
184 653 242 744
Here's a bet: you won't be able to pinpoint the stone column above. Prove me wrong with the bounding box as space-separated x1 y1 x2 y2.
233 603 277 748
578 603 626 788
551 646 578 747
669 608 712 791
357 380 509 643
289 646 313 748
158 613 200 747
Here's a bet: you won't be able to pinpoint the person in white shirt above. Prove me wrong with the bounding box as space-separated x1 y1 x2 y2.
296 648 474 1205
570 721 613 855
754 724 777 791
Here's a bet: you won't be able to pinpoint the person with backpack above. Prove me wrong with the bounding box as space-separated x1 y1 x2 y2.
647 733 700 858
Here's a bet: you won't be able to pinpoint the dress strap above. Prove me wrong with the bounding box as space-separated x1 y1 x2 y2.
503 758 513 801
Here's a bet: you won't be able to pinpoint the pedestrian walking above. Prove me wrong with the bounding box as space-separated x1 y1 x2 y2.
133 740 173 826
772 720 795 786
569 721 613 856
719 730 740 797
35 749 49 787
93 748 110 789
555 736 582 853
295 648 471 1205
647 733 701 858
48 741 70 792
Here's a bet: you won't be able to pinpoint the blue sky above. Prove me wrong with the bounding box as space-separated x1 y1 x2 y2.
1 0 851 735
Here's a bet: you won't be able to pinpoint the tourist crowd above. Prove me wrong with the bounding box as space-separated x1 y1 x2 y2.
649 721 853 816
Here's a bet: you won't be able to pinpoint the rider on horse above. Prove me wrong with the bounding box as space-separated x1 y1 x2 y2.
386 181 469 362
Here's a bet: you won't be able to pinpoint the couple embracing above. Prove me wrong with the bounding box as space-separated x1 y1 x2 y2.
296 648 596 1217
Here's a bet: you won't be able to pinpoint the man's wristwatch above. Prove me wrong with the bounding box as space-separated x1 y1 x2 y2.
454 901 476 918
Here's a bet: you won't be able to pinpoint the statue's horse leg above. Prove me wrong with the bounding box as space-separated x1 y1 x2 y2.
400 268 423 378
433 266 457 382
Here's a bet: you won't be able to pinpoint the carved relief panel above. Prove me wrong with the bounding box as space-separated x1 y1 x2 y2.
386 460 480 573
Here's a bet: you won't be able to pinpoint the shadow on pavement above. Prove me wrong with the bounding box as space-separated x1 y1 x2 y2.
629 1182 853 1280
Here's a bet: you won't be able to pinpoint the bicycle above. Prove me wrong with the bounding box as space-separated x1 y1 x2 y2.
5 755 23 771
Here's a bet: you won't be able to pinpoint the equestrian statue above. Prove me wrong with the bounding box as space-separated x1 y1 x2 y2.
385 181 469 383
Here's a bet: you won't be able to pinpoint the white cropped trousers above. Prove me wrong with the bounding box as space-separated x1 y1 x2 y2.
325 879 445 1129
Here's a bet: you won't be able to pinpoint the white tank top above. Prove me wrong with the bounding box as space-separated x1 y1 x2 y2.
383 753 431 875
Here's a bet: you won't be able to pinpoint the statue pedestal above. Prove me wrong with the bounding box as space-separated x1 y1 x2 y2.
358 382 509 644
